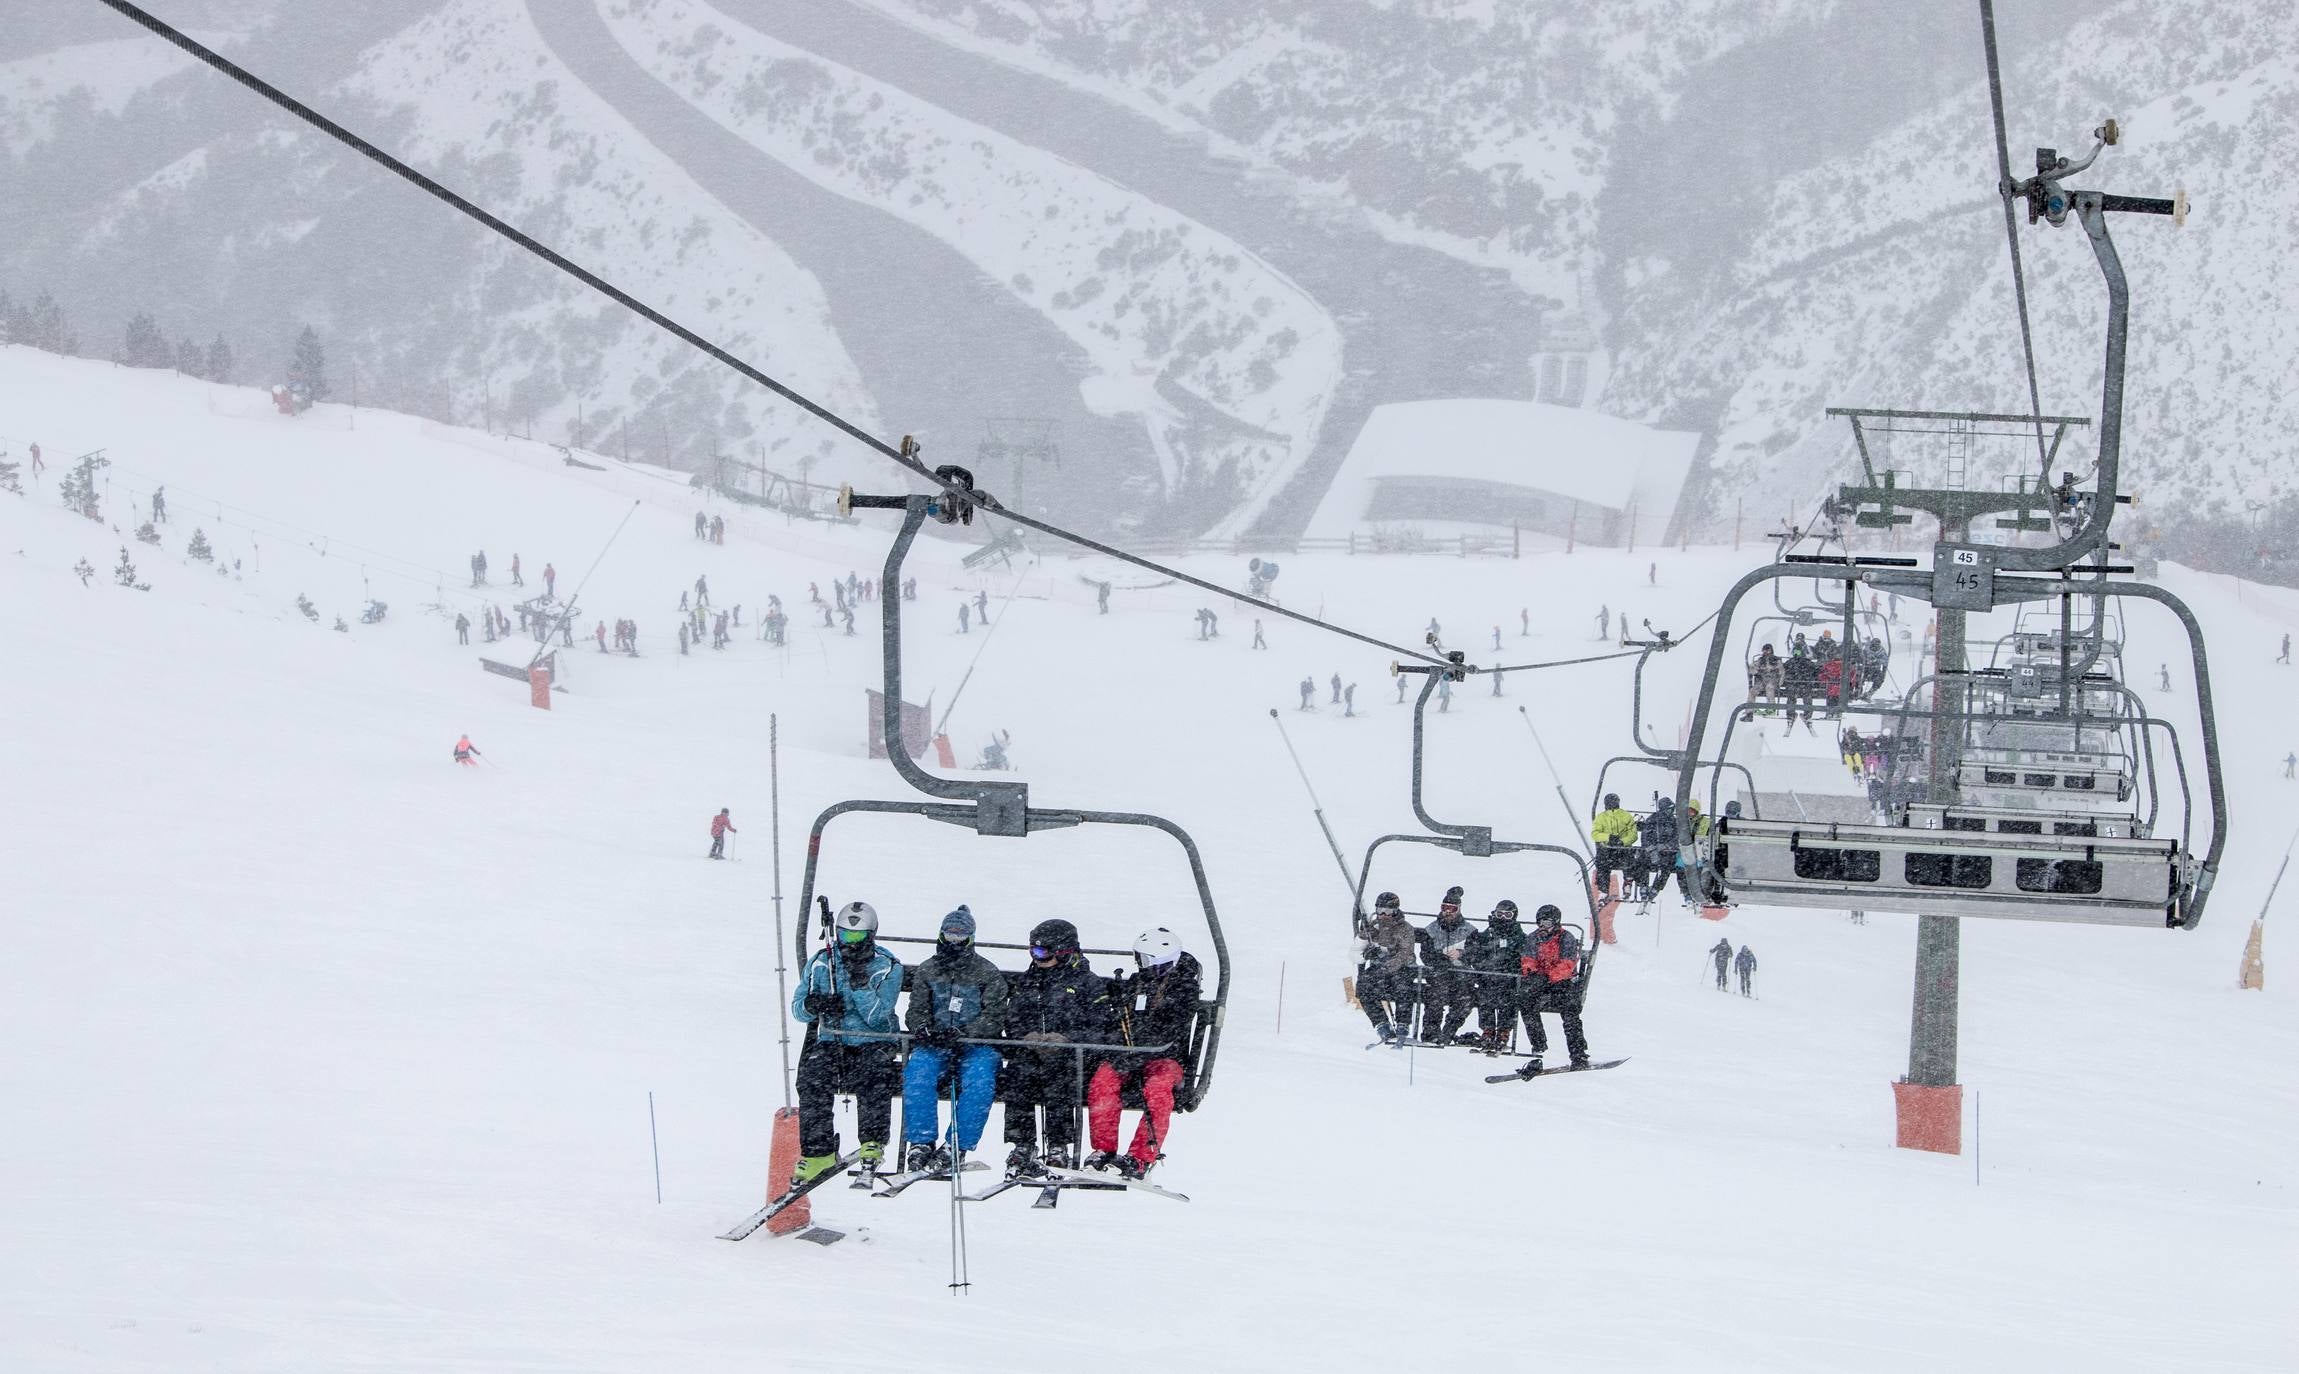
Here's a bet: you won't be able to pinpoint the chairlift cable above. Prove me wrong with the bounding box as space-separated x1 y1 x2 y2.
1979 0 2055 487
93 0 1449 670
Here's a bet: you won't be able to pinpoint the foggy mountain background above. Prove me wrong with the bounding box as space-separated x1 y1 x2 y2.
6 0 2287 560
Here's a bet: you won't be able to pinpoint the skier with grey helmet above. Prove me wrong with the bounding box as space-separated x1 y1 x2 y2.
789 900 903 1184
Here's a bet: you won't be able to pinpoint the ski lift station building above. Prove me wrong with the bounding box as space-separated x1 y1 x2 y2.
1302 399 1700 550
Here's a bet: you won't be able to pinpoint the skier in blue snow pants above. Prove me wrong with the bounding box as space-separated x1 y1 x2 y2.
900 905 1010 1171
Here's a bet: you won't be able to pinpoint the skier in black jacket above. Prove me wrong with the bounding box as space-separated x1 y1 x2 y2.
1638 799 1680 903
1088 928 1203 1177
998 918 1112 1175
1466 900 1528 1053
1416 887 1478 1044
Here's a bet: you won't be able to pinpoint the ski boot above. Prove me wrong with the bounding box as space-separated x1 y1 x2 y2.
1478 1028 1507 1056
791 1153 842 1187
1377 1021 1404 1045
1115 1154 1151 1181
1005 1145 1047 1179
1081 1150 1119 1173
857 1141 885 1171
904 1142 948 1175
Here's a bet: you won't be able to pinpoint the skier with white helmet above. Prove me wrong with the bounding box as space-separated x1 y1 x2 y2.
1085 927 1203 1177
789 900 904 1185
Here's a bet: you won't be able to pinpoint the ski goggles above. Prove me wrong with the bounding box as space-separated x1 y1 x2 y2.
837 926 873 945
1029 945 1073 961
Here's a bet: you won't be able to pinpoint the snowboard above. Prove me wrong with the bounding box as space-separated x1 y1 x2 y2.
1485 1057 1630 1084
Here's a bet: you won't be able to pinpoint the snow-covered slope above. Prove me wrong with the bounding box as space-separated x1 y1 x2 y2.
1 6 880 486
3 348 2294 1369
602 0 1340 527
852 0 1806 301
337 0 884 489
1605 0 2299 527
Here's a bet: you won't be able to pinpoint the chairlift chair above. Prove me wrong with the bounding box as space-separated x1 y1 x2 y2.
1676 561 2223 929
1347 655 1603 1030
794 475 1231 1125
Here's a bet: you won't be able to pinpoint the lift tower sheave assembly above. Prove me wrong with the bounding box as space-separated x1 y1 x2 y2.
1673 4 2220 1157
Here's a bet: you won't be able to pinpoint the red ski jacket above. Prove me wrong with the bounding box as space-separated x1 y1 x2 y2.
1520 928 1581 985
711 813 735 838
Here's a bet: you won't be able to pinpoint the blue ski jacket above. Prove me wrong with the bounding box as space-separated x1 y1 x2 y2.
793 946 903 1046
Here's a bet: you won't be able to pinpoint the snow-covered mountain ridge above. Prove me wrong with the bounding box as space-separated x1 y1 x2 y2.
4 0 2288 546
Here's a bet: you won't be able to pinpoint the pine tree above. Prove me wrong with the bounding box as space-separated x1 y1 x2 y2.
0 290 13 347
187 527 214 561
203 334 234 384
174 335 206 378
114 546 148 589
59 451 109 521
121 310 169 368
286 326 329 403
296 593 319 621
136 521 162 546
29 291 77 354
0 459 19 494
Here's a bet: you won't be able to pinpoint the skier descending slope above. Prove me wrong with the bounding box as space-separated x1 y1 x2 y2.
452 734 481 767
1088 928 1202 1177
899 907 1008 1173
708 808 736 859
790 902 902 1184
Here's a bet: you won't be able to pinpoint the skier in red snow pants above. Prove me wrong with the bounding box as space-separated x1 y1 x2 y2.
709 808 736 859
1087 929 1202 1176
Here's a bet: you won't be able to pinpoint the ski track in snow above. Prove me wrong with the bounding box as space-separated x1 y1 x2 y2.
0 348 2293 1370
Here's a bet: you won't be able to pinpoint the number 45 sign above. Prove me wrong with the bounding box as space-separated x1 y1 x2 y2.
1931 543 1996 610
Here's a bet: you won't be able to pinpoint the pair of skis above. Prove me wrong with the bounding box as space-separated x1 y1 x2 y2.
969 1161 1189 1208
716 1155 986 1242
717 1149 864 1242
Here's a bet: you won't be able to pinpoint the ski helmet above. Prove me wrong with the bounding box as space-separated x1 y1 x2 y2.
1535 903 1563 927
835 901 879 945
1028 918 1080 958
1491 899 1519 921
1133 927 1182 969
1603 793 1620 810
1373 891 1402 916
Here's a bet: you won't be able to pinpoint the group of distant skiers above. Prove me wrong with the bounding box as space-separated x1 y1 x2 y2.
790 901 1204 1189
1354 887 1591 1078
1709 938 1758 996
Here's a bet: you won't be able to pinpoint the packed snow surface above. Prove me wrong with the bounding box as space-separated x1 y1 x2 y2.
1 349 2293 1370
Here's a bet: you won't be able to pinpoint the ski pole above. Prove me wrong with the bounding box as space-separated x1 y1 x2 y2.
770 715 794 1110
1266 709 1358 901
